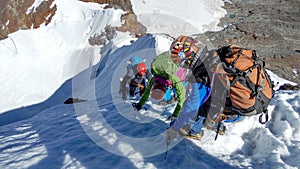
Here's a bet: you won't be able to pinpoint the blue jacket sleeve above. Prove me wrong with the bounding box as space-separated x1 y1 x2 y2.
171 83 210 131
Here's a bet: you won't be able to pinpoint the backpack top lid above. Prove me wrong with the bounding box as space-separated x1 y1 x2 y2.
217 44 255 72
127 56 145 69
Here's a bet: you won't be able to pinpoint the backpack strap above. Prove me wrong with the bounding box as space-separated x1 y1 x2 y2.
226 61 263 98
246 60 267 97
225 75 231 98
190 46 209 71
244 71 257 97
230 48 243 66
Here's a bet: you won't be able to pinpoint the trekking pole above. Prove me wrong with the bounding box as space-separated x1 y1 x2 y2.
131 103 147 118
131 103 137 118
133 109 137 118
214 122 221 141
165 138 170 159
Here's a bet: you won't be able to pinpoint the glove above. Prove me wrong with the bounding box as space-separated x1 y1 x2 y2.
166 114 177 121
132 103 142 111
137 84 145 90
166 127 178 142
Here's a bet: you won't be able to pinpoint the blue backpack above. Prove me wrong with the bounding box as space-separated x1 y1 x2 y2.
127 56 145 69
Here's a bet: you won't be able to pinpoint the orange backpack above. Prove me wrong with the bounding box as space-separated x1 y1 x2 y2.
213 45 274 124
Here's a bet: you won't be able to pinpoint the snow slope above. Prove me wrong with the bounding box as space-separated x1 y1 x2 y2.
1 34 300 169
0 0 300 168
131 0 227 36
0 0 124 114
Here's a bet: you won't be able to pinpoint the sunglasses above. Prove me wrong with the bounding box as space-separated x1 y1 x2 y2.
137 73 145 78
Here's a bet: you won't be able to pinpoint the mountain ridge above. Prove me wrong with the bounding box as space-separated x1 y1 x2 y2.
0 0 299 83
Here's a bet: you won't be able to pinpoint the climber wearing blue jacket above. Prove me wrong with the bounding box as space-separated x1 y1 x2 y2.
165 35 215 140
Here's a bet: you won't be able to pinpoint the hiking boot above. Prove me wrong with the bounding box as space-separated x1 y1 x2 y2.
178 124 190 136
184 130 204 140
217 125 226 135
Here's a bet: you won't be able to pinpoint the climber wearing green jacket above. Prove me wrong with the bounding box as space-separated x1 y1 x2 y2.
133 51 187 120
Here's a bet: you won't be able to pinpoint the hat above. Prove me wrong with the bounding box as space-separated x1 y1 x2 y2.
137 62 147 76
170 35 199 68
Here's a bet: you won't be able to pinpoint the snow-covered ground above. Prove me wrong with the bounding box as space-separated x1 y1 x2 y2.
0 0 300 168
131 0 227 36
0 0 124 114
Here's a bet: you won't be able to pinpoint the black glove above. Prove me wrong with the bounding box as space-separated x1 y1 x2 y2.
166 114 177 121
132 103 142 111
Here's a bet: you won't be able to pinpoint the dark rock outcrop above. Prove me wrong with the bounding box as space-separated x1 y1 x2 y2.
0 0 146 41
64 98 87 104
81 0 146 38
278 83 300 91
204 0 300 84
0 0 56 40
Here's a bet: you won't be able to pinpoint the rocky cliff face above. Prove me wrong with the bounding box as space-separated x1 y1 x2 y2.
0 0 146 41
81 0 146 38
204 0 300 84
0 0 56 40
